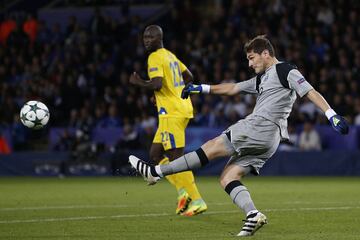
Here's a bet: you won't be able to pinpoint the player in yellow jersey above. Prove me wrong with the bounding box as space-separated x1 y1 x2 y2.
129 25 207 216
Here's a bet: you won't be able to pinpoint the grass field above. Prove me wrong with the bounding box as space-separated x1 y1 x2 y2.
0 176 360 239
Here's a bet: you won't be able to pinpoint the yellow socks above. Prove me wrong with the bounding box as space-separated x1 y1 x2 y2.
176 170 202 200
159 157 203 200
159 158 180 190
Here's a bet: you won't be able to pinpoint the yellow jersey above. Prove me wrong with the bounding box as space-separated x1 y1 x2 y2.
147 48 193 118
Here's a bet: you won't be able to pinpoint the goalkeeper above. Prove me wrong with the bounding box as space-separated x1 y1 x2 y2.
129 35 349 236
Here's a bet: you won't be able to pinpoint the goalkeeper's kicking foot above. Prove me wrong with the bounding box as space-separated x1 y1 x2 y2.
181 199 207 216
237 211 267 237
128 155 161 185
175 189 192 215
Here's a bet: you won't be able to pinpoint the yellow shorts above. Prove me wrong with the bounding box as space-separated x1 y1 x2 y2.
153 118 190 151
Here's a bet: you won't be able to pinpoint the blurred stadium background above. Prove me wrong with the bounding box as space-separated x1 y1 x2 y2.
0 1 360 239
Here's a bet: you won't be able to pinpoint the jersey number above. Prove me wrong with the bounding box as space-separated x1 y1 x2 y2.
170 62 184 87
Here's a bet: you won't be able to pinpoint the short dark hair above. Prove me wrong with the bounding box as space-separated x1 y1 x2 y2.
244 35 275 57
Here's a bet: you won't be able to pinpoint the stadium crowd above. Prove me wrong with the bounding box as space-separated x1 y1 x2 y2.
1 0 360 151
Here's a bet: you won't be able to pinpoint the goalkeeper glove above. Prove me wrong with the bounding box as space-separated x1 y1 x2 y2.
326 109 349 135
181 84 210 99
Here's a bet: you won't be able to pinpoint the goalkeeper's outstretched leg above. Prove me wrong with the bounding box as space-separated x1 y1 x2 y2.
129 133 269 236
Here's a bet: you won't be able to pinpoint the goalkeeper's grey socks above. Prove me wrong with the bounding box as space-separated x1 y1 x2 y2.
154 148 209 177
225 180 257 214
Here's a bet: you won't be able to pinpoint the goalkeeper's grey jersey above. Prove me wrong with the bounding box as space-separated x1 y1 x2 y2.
236 62 313 140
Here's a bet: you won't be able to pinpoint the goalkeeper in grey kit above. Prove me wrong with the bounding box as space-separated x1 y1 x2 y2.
129 35 349 237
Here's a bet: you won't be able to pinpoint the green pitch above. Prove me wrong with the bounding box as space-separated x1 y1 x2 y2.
1 177 360 240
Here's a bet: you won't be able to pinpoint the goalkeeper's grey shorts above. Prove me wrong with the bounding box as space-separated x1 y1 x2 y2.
221 115 281 175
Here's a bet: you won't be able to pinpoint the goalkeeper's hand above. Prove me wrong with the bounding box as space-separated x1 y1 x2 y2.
329 115 349 135
181 84 203 99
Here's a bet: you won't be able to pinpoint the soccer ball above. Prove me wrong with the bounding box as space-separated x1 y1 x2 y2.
20 101 50 129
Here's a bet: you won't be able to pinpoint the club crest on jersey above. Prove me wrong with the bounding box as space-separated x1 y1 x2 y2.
297 78 305 84
149 67 158 72
159 107 167 115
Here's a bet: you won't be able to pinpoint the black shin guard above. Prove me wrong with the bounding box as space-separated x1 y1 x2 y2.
225 180 243 195
195 148 209 166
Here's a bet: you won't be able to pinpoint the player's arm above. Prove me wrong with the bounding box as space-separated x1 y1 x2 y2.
178 59 194 85
304 89 331 113
209 83 240 95
181 83 240 99
129 72 162 91
130 53 164 91
286 67 349 135
305 89 349 134
182 69 193 85
181 76 258 99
